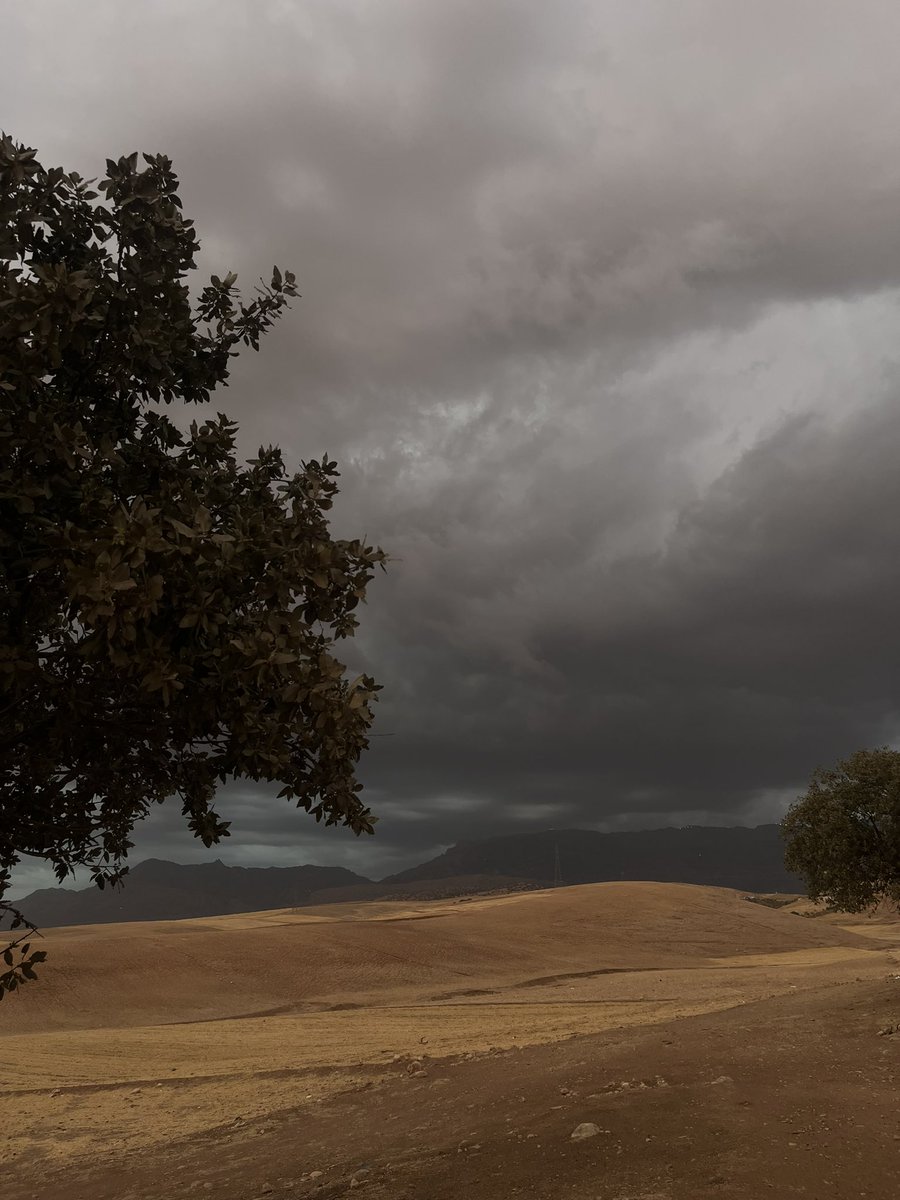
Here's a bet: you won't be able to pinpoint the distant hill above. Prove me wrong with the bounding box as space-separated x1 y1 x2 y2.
383 825 801 894
6 824 801 928
5 859 370 928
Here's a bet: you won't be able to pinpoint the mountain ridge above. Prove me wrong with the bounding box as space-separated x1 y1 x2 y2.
5 859 370 928
6 823 801 928
384 824 799 892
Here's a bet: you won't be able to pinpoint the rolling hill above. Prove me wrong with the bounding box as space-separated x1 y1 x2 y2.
0 880 872 1034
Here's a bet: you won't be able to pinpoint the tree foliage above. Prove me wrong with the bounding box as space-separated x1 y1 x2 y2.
0 136 386 995
782 747 900 912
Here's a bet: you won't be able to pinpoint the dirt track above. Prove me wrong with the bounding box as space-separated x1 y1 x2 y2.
1 882 898 1199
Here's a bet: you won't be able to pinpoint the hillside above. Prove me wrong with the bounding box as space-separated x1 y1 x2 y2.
3 878 897 1195
6 858 370 928
3 880 898 1200
385 824 801 891
0 881 873 1035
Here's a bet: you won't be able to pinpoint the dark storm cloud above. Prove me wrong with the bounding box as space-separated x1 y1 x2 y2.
7 2 900 893
359 394 900 824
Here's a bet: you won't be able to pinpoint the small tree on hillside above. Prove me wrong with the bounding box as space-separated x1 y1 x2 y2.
0 137 386 996
781 747 900 912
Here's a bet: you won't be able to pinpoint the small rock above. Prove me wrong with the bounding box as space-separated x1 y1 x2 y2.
570 1122 601 1141
419 1036 428 1044
710 1075 733 1085
130 1087 142 1095
308 1171 323 1180
877 1025 895 1037
259 1185 274 1195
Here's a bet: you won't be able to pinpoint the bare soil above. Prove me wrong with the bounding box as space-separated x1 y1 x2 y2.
1 881 898 1200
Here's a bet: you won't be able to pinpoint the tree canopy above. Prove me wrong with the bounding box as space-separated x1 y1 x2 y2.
781 747 900 912
0 136 385 996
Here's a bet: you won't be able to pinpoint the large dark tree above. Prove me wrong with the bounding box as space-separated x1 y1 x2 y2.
0 136 385 996
782 747 900 912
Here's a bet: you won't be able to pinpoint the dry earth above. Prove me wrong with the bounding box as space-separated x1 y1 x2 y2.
1 881 898 1199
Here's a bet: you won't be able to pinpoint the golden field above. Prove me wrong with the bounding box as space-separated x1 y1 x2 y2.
1 882 898 1200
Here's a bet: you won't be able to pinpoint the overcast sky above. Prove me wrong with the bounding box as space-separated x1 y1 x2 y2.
7 1 900 894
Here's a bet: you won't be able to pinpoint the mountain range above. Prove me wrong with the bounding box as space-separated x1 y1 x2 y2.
6 824 802 928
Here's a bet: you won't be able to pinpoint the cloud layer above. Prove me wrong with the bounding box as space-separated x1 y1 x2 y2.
7 1 900 891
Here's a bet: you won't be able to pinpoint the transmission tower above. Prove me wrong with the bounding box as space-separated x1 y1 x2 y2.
553 842 564 887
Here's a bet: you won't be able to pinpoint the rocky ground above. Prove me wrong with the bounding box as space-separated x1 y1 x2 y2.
14 977 898 1200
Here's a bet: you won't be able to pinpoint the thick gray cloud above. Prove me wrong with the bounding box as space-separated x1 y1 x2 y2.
7 1 900 894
